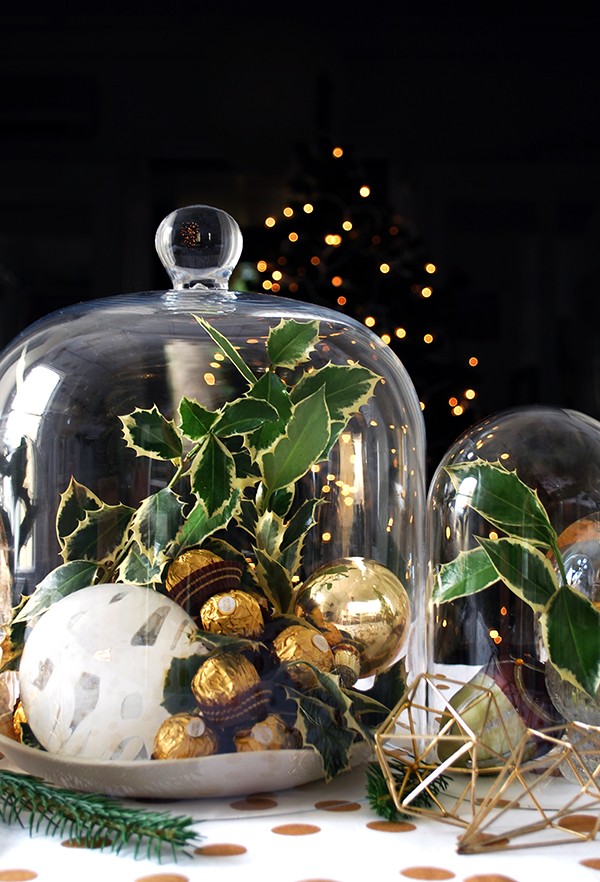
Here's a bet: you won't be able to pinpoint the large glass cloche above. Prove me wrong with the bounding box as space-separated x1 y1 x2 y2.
0 205 426 792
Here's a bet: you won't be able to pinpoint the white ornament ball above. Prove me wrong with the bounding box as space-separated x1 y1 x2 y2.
18 583 204 761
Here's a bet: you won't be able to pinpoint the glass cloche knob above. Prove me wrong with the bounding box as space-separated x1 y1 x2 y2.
155 204 243 290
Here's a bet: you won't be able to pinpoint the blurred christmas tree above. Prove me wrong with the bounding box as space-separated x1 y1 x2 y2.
235 136 483 474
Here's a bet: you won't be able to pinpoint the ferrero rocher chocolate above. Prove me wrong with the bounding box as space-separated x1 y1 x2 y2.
234 713 300 752
295 557 411 678
332 642 361 688
200 590 263 638
165 549 243 617
272 624 334 688
152 712 219 760
191 652 270 726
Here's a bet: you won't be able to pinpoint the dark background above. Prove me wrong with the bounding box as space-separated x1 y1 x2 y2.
1 7 599 464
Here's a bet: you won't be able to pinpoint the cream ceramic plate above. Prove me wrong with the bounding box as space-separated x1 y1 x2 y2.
0 733 371 799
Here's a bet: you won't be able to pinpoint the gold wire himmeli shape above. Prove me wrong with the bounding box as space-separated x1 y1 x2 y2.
374 672 600 852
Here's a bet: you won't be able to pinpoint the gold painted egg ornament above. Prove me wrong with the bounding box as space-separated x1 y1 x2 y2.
295 557 411 679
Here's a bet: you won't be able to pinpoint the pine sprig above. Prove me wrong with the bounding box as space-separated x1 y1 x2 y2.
0 770 202 862
365 759 451 822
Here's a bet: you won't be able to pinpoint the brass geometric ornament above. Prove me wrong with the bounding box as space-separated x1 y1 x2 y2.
374 672 600 852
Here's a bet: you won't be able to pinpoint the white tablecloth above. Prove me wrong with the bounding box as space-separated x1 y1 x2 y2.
2 750 600 882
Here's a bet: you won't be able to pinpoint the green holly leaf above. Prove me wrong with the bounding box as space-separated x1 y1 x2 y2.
13 560 99 623
116 542 164 586
542 585 600 696
261 386 330 493
477 536 558 611
445 460 556 549
280 498 321 552
290 363 380 421
193 315 257 386
254 547 294 614
190 434 236 517
432 546 500 604
179 397 218 440
255 510 285 556
169 491 240 557
266 318 319 368
284 670 359 780
129 488 184 562
60 503 135 564
212 397 278 437
120 405 183 462
247 372 292 454
56 478 102 547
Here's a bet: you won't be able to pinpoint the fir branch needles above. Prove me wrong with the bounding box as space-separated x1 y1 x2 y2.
365 760 451 822
0 770 202 861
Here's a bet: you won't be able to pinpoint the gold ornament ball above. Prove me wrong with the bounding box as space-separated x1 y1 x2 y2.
294 557 411 678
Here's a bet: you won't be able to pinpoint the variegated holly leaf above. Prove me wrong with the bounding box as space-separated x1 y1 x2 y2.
445 460 556 549
261 386 330 494
255 510 285 556
212 397 279 437
179 397 218 440
13 560 99 623
247 371 292 455
432 546 500 604
190 434 236 517
0 619 25 673
290 363 380 453
254 546 294 614
477 536 558 611
542 584 600 697
193 314 257 386
283 668 362 780
116 541 165 586
266 318 319 368
60 503 135 563
129 487 184 562
168 491 240 558
56 478 102 547
281 498 321 552
120 405 183 462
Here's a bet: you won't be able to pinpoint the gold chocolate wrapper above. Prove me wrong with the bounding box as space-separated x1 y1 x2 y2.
152 712 219 760
200 589 263 638
166 549 243 616
191 652 270 726
332 642 362 687
234 713 300 752
273 624 334 688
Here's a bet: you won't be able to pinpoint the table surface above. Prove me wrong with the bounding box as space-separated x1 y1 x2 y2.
2 748 600 882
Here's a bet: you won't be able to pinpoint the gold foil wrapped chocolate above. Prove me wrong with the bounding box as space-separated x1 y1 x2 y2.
152 712 219 760
332 642 362 688
273 624 334 688
200 589 263 638
191 652 270 726
234 713 300 752
165 549 243 617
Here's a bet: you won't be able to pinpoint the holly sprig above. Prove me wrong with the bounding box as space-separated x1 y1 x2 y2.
7 316 380 637
0 769 201 861
432 459 600 698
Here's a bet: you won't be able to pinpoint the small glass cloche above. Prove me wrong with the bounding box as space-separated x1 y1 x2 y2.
0 205 426 788
427 405 600 769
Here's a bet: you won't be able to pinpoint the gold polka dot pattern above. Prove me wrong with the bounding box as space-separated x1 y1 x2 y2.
272 823 321 836
134 875 190 882
463 875 519 882
558 813 598 833
580 858 600 870
230 795 278 810
196 843 247 856
314 799 361 812
0 873 38 881
400 869 455 880
366 820 416 832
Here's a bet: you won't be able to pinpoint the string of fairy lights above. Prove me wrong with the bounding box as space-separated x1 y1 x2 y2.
247 144 481 423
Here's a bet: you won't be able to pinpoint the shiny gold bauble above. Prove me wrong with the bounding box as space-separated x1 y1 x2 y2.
294 557 411 678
